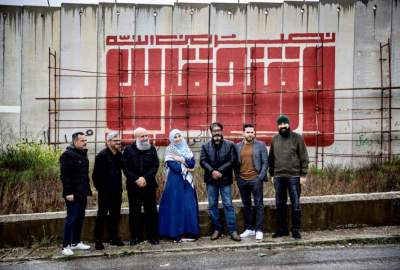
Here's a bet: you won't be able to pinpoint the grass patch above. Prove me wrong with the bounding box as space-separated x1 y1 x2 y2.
302 157 400 196
0 141 399 214
0 140 64 214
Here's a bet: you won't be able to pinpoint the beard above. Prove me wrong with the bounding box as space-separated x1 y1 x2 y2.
136 139 151 151
212 134 223 144
279 127 290 137
244 136 254 143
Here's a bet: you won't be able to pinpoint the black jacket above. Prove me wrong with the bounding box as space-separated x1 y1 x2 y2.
122 143 159 190
200 139 237 186
60 145 92 200
92 147 123 194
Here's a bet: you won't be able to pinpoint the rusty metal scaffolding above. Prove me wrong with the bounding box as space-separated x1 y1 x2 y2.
40 41 400 168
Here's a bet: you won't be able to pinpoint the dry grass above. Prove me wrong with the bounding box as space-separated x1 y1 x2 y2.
1 142 399 215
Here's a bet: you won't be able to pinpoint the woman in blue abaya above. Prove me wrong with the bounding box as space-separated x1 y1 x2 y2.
158 129 200 242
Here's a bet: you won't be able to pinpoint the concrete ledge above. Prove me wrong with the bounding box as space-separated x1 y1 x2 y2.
1 226 399 263
0 192 399 247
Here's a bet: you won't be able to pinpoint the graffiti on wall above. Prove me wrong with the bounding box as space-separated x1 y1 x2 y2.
106 33 335 146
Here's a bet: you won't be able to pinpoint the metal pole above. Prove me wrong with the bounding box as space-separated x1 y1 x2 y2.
379 42 384 162
48 48 51 146
388 38 392 159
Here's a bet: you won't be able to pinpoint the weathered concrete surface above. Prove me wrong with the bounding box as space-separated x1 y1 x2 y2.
0 226 399 265
0 1 399 164
0 192 399 247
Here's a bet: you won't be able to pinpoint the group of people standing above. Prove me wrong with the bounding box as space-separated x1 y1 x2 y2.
59 115 309 256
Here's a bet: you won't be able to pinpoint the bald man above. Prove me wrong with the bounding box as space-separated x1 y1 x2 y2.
122 127 160 245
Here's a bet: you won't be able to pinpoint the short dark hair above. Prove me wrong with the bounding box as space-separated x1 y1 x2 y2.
210 122 223 131
243 123 254 131
72 132 85 143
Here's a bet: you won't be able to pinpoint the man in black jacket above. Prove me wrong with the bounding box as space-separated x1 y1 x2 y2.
200 122 241 241
123 127 160 245
60 132 92 256
268 115 309 239
92 131 124 250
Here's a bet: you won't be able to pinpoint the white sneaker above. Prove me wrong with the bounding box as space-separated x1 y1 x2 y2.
240 229 255 238
61 246 74 256
71 242 90 250
255 231 263 241
181 238 196 242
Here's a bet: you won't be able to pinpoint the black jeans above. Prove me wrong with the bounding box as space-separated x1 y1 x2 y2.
127 186 158 241
63 198 87 247
94 191 122 242
274 176 301 233
237 177 264 232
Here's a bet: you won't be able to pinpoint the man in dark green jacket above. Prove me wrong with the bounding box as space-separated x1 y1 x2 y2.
268 115 309 239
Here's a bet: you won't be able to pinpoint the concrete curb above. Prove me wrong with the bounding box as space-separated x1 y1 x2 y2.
1 192 399 247
1 232 399 263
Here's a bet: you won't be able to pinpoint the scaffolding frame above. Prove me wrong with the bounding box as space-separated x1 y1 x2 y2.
42 41 399 168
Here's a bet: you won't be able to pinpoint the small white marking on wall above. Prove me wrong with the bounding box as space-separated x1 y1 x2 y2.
0 106 21 114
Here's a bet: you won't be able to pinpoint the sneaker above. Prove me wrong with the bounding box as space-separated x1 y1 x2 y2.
61 246 74 256
181 238 196 242
71 242 90 250
240 229 255 238
255 231 263 241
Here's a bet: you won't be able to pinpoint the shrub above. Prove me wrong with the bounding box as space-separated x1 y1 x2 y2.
0 140 64 214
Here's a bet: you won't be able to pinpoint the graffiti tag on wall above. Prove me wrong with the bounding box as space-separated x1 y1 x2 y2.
105 33 335 146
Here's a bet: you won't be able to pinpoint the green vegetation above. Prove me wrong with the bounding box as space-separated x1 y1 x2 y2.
0 141 63 214
303 157 400 196
0 141 399 214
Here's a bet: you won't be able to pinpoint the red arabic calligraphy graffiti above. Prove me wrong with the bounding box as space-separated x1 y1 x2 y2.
106 33 335 146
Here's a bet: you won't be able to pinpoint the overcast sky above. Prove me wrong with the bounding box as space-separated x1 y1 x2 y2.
0 0 313 7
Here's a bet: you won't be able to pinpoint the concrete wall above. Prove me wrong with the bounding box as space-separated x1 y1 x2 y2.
0 192 399 247
0 0 399 165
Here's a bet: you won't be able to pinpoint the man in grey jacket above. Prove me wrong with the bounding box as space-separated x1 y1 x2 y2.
235 124 268 242
268 115 309 239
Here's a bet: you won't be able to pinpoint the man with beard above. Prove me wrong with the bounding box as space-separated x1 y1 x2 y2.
60 132 92 256
268 115 309 239
235 124 268 242
200 122 241 241
123 127 160 245
92 131 124 250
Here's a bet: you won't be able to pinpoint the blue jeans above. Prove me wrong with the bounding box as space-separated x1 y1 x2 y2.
63 199 87 247
207 183 237 233
274 176 301 233
237 177 264 232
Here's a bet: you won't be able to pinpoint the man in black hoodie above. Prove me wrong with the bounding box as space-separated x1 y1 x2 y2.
60 132 92 256
268 115 309 240
92 131 124 250
123 127 160 245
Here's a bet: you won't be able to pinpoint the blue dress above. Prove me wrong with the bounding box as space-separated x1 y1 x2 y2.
158 158 200 239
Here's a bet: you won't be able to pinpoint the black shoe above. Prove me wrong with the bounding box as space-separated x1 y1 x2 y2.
272 231 290 238
292 231 302 239
130 238 142 246
110 238 124 246
149 239 159 245
95 241 105 250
